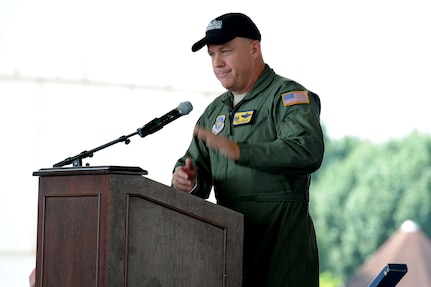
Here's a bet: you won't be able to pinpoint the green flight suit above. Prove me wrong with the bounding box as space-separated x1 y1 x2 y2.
174 65 324 286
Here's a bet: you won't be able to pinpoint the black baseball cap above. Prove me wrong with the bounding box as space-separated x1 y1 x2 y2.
191 13 261 52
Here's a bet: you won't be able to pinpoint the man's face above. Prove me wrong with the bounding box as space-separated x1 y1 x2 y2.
207 38 257 95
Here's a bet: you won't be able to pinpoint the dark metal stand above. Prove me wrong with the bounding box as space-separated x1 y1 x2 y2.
53 131 139 167
53 116 167 167
53 102 192 167
368 263 408 287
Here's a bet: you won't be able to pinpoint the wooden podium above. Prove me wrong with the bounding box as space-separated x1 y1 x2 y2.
33 166 244 287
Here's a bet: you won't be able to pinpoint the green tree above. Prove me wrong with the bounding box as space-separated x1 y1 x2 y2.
312 131 431 281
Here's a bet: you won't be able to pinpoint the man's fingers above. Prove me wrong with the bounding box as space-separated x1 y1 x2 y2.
173 176 194 191
174 166 188 179
173 166 194 192
194 126 217 148
193 125 240 161
172 158 198 193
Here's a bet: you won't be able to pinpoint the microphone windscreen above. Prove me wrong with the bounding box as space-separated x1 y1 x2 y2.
177 101 193 115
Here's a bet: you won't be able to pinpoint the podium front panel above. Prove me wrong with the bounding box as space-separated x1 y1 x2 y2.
126 194 227 286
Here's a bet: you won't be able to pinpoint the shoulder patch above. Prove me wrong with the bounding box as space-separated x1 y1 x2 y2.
212 115 226 135
281 91 310 107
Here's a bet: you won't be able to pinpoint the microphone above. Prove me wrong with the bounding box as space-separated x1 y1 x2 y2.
137 101 193 138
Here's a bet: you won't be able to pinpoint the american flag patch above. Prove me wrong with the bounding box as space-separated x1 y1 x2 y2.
281 91 310 107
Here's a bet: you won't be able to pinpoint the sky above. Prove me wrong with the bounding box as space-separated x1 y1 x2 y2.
0 0 430 285
1 0 431 141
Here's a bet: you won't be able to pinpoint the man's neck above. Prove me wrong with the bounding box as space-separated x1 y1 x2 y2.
233 93 247 107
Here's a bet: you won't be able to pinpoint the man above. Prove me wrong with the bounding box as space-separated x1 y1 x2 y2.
172 12 324 286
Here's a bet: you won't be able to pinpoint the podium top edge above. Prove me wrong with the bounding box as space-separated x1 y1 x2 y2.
33 166 148 177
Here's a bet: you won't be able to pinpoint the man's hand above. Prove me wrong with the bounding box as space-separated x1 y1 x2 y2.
193 125 240 161
172 158 197 192
29 268 36 287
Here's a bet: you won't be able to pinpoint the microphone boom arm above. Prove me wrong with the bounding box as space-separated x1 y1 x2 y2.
52 101 193 168
53 130 139 167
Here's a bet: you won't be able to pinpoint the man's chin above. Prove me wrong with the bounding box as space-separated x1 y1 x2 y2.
218 80 233 90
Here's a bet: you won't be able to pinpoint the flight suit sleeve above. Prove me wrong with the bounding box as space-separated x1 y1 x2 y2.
173 118 213 199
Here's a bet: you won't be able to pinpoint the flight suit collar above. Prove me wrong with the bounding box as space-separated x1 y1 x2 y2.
221 64 276 108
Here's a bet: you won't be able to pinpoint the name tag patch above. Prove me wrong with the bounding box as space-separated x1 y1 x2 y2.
233 110 254 126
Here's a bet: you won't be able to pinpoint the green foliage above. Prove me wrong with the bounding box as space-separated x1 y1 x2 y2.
319 271 343 287
310 131 431 282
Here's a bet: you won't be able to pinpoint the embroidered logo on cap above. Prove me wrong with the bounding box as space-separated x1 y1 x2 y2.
212 115 226 135
281 91 310 107
206 20 222 32
232 110 254 126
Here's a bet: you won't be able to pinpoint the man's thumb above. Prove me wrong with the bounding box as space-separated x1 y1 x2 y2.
185 158 195 171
